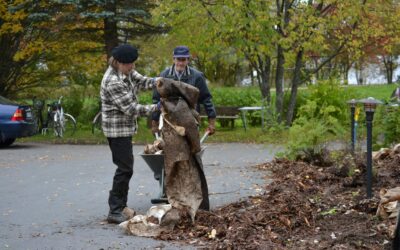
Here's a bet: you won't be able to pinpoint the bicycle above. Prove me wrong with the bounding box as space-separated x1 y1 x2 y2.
91 110 102 135
42 96 77 137
91 99 102 135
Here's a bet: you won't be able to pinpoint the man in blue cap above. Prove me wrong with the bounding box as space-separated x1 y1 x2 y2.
101 44 158 224
151 46 216 135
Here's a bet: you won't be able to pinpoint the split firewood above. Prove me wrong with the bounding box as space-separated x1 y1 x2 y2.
372 148 391 161
377 187 400 219
380 187 400 203
393 143 400 154
144 139 164 154
373 144 400 161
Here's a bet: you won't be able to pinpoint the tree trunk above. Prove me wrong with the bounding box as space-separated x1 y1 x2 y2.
258 55 271 103
274 0 290 123
313 57 319 80
286 49 303 126
355 61 364 85
104 1 119 59
250 64 255 86
383 55 394 84
275 45 285 123
244 51 270 103
344 59 353 85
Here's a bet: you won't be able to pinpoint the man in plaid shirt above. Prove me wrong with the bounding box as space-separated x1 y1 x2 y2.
100 44 157 224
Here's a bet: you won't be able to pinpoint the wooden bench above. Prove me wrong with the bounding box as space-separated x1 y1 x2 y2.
200 106 240 129
147 106 240 129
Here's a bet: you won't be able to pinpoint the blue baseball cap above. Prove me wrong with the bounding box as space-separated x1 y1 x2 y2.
173 46 190 58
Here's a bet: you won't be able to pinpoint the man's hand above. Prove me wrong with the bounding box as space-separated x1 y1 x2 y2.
147 102 161 112
151 120 159 134
153 77 162 86
206 118 216 135
149 104 158 112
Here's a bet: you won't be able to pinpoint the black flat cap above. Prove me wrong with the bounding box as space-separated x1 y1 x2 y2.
112 44 138 63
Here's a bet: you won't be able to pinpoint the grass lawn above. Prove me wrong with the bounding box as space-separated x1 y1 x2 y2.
345 84 396 101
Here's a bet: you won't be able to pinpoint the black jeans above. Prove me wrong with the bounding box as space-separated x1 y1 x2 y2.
107 136 134 214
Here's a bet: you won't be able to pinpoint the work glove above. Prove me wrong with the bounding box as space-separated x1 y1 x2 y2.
147 104 158 112
151 120 159 134
137 104 158 117
152 77 162 87
206 118 216 135
149 102 162 112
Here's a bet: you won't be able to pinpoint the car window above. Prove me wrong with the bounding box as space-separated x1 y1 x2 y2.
0 95 18 105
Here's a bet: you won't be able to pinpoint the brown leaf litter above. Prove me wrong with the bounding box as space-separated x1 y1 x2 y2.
152 144 400 249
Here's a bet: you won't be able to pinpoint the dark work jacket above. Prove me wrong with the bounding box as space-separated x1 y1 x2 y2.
152 65 216 121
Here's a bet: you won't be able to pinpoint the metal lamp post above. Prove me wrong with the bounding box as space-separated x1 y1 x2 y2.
358 97 383 198
347 99 357 153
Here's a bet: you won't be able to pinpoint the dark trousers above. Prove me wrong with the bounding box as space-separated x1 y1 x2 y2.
107 136 134 214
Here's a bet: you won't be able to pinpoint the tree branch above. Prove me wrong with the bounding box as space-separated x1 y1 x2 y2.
198 0 219 23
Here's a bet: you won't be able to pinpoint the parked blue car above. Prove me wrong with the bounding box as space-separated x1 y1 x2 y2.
0 95 36 146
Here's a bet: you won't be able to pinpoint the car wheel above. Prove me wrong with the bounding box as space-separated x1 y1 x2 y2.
0 138 16 147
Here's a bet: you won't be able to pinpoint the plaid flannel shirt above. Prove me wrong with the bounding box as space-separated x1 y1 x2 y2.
100 66 154 138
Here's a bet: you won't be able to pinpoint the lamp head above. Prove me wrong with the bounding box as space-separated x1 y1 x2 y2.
346 99 357 108
358 97 383 112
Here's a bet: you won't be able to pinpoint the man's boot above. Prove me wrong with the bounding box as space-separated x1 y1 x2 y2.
107 191 128 224
107 212 127 224
121 188 135 219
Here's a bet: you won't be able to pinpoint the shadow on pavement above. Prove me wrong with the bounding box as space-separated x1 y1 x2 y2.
0 143 44 150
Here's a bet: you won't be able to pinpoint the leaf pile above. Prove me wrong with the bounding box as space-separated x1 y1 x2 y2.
156 152 400 249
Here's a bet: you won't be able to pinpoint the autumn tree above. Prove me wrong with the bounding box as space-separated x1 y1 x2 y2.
153 0 371 124
0 1 66 97
73 0 166 58
374 0 400 84
0 0 165 98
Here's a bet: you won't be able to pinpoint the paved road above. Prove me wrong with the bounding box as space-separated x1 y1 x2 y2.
0 142 282 250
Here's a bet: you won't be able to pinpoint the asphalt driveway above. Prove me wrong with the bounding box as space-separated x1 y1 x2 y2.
0 142 282 249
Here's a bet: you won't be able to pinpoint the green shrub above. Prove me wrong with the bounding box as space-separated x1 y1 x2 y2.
62 90 84 120
303 80 351 123
285 80 350 158
140 86 264 124
373 105 400 147
210 87 261 106
77 98 100 124
139 86 262 107
283 89 308 121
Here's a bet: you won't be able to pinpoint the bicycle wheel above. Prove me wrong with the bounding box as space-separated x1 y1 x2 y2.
91 112 102 135
62 113 77 137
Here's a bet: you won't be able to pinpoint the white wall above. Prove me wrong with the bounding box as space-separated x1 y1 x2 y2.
348 57 400 85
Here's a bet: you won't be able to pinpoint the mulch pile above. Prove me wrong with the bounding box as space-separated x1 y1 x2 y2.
155 147 400 249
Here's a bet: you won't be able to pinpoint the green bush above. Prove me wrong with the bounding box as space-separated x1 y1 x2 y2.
302 80 351 123
210 87 261 106
283 89 308 121
139 87 261 107
373 105 400 147
77 98 100 124
62 90 84 120
285 80 350 158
